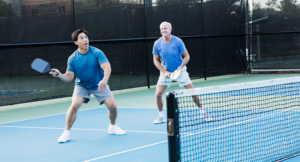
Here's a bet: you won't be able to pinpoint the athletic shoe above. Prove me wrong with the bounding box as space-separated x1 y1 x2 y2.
200 112 213 122
58 131 70 143
153 117 166 124
108 125 126 135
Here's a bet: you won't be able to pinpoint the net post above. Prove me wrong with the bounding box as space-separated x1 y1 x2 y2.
166 92 180 162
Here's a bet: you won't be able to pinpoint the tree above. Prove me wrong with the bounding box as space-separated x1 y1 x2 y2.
266 0 278 8
0 0 13 17
253 0 300 17
277 0 300 16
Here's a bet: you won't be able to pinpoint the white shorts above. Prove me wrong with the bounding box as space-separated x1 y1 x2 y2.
73 85 113 105
157 66 192 88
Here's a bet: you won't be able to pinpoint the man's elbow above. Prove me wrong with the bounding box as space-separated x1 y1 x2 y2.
153 59 160 64
66 79 73 83
64 75 73 83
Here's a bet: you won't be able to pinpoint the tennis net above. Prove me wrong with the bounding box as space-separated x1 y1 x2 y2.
166 77 300 162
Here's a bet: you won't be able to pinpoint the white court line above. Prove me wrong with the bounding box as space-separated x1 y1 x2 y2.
0 107 159 125
82 140 168 162
82 110 290 162
0 126 166 134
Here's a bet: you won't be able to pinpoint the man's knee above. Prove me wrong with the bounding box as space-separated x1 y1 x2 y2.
107 104 117 114
70 96 84 111
104 97 117 110
69 103 80 112
155 92 163 99
184 83 193 89
109 103 117 110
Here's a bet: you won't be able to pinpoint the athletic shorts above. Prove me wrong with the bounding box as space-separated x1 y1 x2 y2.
157 66 192 88
72 85 113 105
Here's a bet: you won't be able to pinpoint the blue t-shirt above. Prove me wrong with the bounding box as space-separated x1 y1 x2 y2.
67 46 108 89
153 36 187 72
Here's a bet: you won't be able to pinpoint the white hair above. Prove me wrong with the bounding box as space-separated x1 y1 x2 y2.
160 21 172 29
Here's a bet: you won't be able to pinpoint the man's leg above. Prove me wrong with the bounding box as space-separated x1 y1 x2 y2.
184 83 202 108
58 96 85 143
154 85 168 124
65 96 85 130
104 97 125 135
184 83 213 122
104 97 117 125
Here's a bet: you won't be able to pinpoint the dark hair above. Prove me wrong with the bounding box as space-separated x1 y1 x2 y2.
71 29 88 41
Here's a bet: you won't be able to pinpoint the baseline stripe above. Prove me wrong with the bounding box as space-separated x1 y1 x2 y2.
0 126 166 134
82 140 168 162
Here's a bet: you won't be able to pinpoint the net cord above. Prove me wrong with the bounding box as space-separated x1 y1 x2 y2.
173 76 300 97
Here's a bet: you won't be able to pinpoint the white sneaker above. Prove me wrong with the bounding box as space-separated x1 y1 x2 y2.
200 111 213 122
108 125 126 135
58 131 70 143
153 117 166 124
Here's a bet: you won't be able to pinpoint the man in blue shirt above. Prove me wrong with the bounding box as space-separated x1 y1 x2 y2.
50 29 125 143
152 22 213 123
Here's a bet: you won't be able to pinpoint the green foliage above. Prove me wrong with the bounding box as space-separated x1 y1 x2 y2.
277 0 300 16
266 0 278 7
0 0 11 17
253 2 277 16
254 0 300 17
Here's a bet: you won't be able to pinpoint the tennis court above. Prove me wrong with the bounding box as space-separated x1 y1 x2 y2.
1 74 300 162
2 0 300 161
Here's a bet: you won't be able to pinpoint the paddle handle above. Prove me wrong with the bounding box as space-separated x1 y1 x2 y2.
50 70 59 76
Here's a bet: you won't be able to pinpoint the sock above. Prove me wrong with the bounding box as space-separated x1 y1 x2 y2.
109 124 117 128
63 130 70 135
159 111 164 118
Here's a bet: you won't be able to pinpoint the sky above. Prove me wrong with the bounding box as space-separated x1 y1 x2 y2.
250 0 283 10
252 0 300 8
252 0 272 7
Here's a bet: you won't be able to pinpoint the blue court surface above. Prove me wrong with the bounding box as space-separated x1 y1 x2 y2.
0 108 168 162
1 107 300 162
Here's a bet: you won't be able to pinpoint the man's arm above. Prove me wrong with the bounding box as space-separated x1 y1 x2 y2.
50 69 74 83
177 50 190 70
98 62 111 91
153 54 171 78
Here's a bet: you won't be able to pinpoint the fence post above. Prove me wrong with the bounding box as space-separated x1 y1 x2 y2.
166 92 180 162
143 0 150 88
201 0 206 80
73 0 77 30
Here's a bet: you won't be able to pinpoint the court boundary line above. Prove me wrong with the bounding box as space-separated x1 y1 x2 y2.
0 125 166 134
82 140 168 162
275 152 300 162
2 107 297 126
0 107 159 125
81 110 287 161
1 108 294 161
82 110 288 161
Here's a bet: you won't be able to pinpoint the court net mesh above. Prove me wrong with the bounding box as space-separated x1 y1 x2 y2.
167 77 300 162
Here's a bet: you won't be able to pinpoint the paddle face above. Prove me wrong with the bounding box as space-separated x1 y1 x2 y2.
31 58 51 73
170 69 181 80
